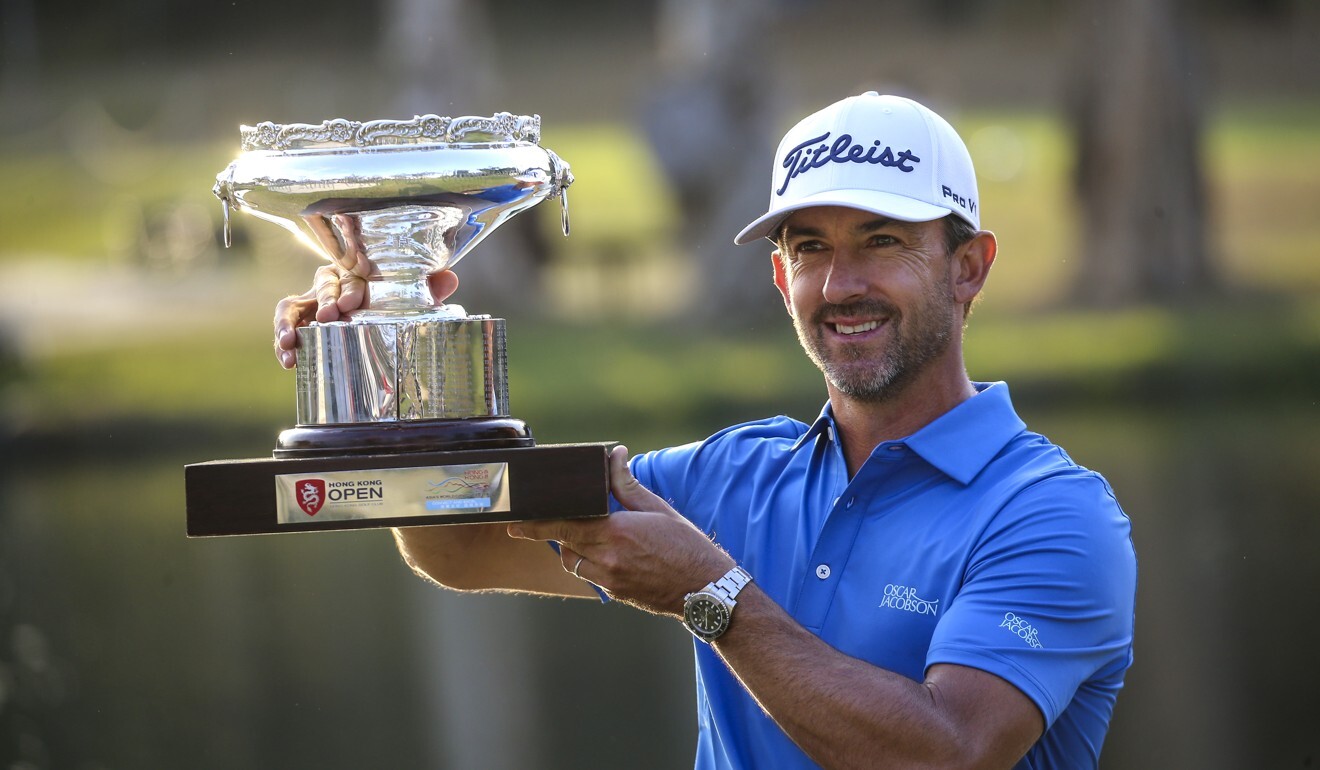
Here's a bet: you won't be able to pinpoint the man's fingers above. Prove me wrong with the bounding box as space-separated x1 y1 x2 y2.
311 245 373 318
313 265 344 322
306 215 349 272
336 273 368 314
273 296 303 349
507 520 569 543
507 518 600 547
428 270 460 304
332 214 372 277
609 445 674 514
557 545 593 580
273 289 317 369
273 257 376 369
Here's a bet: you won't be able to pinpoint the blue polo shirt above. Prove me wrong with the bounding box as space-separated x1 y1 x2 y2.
629 382 1136 769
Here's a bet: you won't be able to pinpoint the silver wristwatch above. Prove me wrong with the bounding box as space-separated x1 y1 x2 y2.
682 566 753 642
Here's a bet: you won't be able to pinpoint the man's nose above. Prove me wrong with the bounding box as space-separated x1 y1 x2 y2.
822 253 869 304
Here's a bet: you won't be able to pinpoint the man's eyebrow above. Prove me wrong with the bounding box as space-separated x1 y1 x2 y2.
857 216 917 234
783 216 916 241
781 223 824 240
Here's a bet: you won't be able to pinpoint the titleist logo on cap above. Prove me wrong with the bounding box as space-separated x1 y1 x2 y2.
734 93 979 244
777 131 921 197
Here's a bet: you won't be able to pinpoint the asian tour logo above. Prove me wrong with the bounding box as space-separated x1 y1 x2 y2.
295 479 326 516
425 467 494 511
999 612 1043 649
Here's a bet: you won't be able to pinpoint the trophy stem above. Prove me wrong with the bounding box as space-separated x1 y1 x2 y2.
351 205 456 316
364 269 434 315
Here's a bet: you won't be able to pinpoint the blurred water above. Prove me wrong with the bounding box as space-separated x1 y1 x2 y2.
1038 401 1320 769
2 399 1317 768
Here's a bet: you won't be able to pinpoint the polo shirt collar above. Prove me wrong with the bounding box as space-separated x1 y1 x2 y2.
791 402 837 451
904 381 1026 485
790 382 1026 485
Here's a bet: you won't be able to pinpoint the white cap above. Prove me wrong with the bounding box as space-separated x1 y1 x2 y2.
734 92 979 245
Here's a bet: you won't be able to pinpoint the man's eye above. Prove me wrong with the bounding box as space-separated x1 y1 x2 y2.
868 235 898 247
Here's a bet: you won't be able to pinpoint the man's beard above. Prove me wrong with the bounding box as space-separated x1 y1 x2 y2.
792 282 957 403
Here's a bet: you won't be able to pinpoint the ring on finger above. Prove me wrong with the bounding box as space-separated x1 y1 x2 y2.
571 555 586 579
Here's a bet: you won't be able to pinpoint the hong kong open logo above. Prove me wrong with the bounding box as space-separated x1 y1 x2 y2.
296 479 327 516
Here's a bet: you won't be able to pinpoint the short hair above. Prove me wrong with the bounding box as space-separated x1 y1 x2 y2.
941 215 978 255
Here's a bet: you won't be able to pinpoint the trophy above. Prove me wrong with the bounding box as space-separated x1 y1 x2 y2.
185 113 611 537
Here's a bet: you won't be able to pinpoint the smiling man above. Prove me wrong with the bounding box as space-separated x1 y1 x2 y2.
275 92 1137 769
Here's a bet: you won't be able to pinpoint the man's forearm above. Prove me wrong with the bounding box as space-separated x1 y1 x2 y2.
393 524 596 598
711 586 1039 769
393 524 492 590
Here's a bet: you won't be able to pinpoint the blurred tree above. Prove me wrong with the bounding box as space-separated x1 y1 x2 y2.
1067 0 1215 306
383 0 495 116
641 0 785 326
0 0 41 129
381 0 550 316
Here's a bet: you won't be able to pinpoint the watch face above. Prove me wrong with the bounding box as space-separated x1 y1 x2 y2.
685 594 730 639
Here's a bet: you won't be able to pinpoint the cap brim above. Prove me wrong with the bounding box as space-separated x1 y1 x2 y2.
733 190 955 245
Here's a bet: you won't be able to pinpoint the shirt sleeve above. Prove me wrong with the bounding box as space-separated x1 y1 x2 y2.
924 473 1137 727
623 441 707 523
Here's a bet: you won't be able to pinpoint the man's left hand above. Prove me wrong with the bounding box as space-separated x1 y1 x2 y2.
507 445 735 615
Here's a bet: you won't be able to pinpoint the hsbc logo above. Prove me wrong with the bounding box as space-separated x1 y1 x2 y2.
296 479 326 516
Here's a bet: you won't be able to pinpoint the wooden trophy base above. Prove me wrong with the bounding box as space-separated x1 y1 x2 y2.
185 421 612 537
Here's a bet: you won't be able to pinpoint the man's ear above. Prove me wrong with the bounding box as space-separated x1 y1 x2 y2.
951 231 997 307
771 251 794 315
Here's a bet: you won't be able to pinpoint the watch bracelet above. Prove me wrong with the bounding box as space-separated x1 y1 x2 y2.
712 565 752 602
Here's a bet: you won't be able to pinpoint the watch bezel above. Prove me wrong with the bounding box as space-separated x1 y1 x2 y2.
683 591 731 641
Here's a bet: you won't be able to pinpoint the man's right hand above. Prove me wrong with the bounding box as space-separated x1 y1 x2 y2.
273 267 459 369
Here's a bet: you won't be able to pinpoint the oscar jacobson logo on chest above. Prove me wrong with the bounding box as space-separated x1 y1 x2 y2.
820 576 947 681
878 583 941 616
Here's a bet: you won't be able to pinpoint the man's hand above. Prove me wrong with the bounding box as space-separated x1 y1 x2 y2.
508 445 735 616
272 266 459 369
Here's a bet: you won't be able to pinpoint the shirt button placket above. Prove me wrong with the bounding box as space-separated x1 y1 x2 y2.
797 486 861 630
816 498 853 581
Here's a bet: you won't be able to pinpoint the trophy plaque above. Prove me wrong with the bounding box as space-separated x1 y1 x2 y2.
185 112 611 537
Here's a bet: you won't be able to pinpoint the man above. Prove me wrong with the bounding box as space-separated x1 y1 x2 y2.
275 92 1137 769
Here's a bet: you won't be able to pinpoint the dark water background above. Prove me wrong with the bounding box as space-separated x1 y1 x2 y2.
3 398 1318 769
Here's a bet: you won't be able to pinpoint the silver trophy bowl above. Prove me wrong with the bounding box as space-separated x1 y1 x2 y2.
214 112 573 457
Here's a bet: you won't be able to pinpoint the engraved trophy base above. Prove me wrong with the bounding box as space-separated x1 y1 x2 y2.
185 442 612 537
